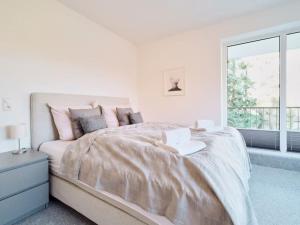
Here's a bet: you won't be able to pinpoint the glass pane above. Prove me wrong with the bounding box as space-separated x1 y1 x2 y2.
287 32 300 152
227 37 280 131
287 32 300 131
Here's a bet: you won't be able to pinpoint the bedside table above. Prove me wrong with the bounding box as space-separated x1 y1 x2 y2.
0 150 49 225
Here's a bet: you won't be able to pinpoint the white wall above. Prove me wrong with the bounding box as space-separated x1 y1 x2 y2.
138 1 300 126
0 0 138 152
2 0 300 153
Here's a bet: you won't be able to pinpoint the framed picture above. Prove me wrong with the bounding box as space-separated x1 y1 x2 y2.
163 67 185 96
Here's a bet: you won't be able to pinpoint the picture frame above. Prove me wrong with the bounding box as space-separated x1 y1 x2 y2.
163 67 185 96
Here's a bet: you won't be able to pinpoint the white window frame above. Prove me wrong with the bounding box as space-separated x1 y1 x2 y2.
221 22 300 153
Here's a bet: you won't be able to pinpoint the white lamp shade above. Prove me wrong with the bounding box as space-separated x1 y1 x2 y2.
7 124 27 139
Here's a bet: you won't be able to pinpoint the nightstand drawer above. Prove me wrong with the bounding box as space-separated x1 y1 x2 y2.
0 160 48 200
0 182 49 225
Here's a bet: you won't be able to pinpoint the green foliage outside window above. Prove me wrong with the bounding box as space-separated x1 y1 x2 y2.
227 60 264 128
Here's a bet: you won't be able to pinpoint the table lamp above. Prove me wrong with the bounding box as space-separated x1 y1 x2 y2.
7 123 27 154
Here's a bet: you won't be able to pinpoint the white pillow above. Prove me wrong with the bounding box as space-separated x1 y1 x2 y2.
49 104 92 141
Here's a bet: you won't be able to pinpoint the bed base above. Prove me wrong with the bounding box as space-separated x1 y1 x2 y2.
50 175 172 225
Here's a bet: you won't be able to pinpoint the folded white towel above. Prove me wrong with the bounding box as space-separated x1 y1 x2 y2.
191 126 224 132
162 128 191 147
193 120 224 132
174 140 206 155
195 120 215 129
161 128 206 155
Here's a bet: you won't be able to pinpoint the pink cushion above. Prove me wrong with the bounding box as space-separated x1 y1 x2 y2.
49 104 92 141
101 105 119 128
92 101 130 128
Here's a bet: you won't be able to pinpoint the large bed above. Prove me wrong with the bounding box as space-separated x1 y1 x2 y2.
30 93 257 225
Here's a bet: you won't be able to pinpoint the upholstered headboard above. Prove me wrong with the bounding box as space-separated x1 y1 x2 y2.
30 93 129 150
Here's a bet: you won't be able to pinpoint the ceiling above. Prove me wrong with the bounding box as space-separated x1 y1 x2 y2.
58 0 296 44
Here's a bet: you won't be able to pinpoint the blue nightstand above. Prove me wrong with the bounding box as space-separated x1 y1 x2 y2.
0 150 49 225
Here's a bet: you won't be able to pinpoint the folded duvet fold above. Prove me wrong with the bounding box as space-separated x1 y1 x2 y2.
59 122 257 225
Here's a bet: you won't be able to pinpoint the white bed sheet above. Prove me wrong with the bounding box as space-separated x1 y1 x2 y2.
40 140 73 174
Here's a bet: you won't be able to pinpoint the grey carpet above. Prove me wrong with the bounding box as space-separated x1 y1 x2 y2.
16 165 300 225
15 198 96 225
249 165 300 225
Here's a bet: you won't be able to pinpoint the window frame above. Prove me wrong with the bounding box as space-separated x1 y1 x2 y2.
221 22 300 153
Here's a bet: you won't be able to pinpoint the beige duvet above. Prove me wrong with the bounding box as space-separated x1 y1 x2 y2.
59 123 257 225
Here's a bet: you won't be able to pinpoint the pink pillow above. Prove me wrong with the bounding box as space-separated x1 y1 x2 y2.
49 104 92 141
101 105 119 128
91 102 130 128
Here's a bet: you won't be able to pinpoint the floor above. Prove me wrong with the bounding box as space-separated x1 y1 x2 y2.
15 198 96 225
249 165 300 225
16 165 300 225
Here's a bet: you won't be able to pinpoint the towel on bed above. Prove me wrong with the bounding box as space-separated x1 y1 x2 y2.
194 120 224 132
162 128 191 146
162 128 206 155
195 119 215 128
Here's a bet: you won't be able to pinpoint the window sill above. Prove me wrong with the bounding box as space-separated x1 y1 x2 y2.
248 147 300 172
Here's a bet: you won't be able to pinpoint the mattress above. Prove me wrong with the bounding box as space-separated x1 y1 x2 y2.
40 140 73 174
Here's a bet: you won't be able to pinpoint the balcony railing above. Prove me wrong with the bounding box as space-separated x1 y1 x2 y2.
227 107 300 130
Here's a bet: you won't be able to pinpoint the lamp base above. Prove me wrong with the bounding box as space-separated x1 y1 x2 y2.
12 149 27 155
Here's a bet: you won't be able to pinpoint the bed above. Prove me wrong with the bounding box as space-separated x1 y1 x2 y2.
30 93 257 225
31 93 172 225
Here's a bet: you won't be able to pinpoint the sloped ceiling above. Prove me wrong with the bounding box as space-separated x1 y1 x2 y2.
59 0 297 43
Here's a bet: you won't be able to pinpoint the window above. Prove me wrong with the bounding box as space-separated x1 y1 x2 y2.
287 32 300 152
227 38 280 130
223 26 300 152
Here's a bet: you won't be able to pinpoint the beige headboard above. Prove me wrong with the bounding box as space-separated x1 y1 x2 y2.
30 93 129 150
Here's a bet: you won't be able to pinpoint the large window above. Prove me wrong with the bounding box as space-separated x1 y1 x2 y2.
224 27 300 152
287 32 300 152
227 38 280 130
